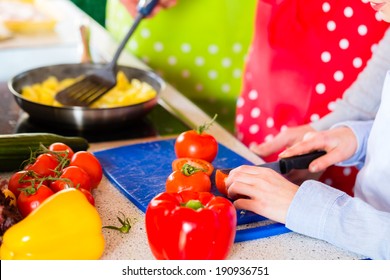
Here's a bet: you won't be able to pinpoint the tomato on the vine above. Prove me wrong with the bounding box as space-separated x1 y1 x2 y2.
50 166 92 192
70 151 102 189
25 153 59 178
49 142 74 160
78 188 95 206
17 184 54 217
172 158 214 176
174 115 219 163
8 170 35 198
166 164 211 193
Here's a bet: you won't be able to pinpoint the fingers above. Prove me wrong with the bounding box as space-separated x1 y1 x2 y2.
250 133 288 156
250 125 315 157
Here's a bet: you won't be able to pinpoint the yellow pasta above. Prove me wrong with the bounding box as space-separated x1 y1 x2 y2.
21 71 157 108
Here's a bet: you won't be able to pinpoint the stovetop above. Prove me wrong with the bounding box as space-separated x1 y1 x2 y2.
0 82 188 142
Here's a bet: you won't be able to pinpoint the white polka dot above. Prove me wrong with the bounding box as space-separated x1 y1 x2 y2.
324 178 333 185
249 124 260 134
264 134 274 142
248 89 258 100
321 51 331 63
280 125 288 132
327 21 336 31
266 117 274 128
250 107 261 118
344 7 353 18
140 28 151 38
232 43 243 53
358 25 368 36
339 39 349 50
375 11 383 21
328 101 336 111
208 44 219 54
181 43 191 53
154 42 164 52
322 2 331 13
236 114 244 124
222 58 232 68
353 57 363 68
129 40 138 50
237 97 244 108
310 114 320 122
371 43 378 53
195 83 204 92
195 56 205 66
168 56 177 65
334 71 344 82
315 83 326 94
233 69 242 79
221 84 230 93
182 70 190 78
208 70 218 79
343 167 352 176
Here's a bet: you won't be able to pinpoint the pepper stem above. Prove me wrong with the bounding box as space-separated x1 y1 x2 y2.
183 200 204 210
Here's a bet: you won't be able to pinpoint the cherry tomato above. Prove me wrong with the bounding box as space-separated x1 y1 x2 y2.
78 188 95 206
17 184 54 217
215 169 229 196
70 151 103 189
174 130 218 163
171 158 214 176
50 166 92 192
26 153 59 178
8 170 35 198
49 142 74 160
166 167 211 193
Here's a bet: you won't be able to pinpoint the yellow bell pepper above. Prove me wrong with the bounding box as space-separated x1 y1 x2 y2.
0 188 105 260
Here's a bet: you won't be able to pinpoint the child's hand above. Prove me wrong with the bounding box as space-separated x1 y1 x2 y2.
225 166 299 224
279 126 357 173
121 0 177 17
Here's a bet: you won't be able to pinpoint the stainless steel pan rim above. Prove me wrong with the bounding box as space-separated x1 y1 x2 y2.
8 63 165 131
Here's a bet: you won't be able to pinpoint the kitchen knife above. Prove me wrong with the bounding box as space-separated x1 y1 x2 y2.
219 150 326 174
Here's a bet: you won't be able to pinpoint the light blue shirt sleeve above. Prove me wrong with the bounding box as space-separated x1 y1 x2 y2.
331 120 374 169
286 180 390 259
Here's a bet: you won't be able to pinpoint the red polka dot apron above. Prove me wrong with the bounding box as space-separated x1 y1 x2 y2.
235 0 389 195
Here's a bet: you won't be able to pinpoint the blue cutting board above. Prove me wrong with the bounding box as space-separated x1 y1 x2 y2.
94 139 290 242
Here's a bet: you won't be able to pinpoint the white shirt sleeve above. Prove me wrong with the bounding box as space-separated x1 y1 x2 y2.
311 27 390 131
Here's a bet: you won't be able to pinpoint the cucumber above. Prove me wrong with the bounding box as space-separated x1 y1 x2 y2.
0 133 89 172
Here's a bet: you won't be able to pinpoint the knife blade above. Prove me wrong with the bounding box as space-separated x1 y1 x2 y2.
219 150 326 174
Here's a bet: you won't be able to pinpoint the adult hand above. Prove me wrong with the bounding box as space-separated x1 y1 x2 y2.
120 0 177 18
249 124 315 157
279 126 357 173
225 166 299 224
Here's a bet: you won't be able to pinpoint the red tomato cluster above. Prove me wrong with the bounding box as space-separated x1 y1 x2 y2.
7 142 102 217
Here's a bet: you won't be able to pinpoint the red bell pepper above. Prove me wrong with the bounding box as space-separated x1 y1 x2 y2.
145 191 237 260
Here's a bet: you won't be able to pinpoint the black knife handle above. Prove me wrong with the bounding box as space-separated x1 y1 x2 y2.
279 150 326 174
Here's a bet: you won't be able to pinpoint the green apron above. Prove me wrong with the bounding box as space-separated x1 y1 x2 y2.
105 0 256 132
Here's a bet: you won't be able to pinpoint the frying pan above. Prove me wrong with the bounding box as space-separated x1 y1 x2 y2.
8 63 165 131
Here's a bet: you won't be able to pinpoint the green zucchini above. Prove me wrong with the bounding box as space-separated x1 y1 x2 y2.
0 133 89 172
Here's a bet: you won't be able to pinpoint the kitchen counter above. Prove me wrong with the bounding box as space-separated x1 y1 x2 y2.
0 0 363 260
